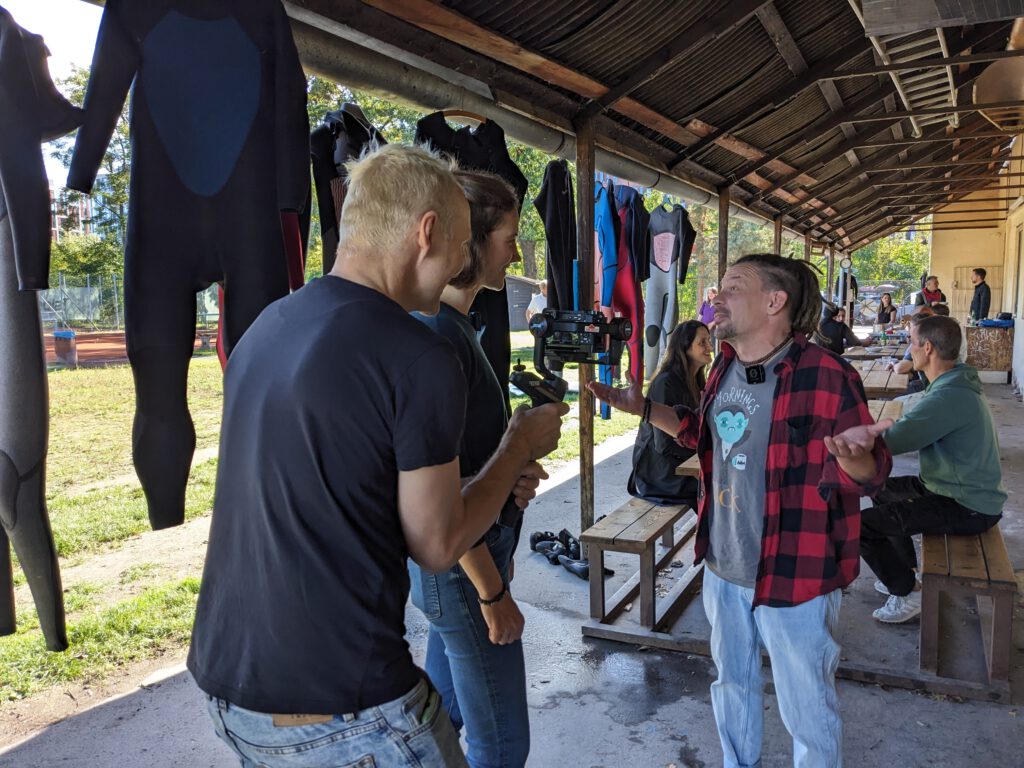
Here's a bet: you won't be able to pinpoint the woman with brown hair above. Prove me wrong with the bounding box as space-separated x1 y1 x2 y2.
408 169 535 768
628 320 712 503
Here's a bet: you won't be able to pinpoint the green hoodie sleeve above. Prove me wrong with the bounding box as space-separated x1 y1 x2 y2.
883 388 959 455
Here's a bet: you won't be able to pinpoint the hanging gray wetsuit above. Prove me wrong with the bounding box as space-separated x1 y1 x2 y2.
0 7 81 651
643 204 695 374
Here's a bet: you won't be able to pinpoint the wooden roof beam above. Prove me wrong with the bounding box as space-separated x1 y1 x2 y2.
579 0 769 118
800 135 1008 215
723 81 899 184
674 37 871 163
824 48 1024 79
361 0 813 188
850 130 1012 148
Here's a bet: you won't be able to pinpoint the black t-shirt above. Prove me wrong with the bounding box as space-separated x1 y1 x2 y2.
188 276 466 715
415 303 519 530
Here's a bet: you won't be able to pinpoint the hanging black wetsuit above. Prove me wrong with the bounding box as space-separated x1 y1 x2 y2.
67 0 309 530
0 7 81 651
415 112 528 411
533 159 576 313
303 103 386 275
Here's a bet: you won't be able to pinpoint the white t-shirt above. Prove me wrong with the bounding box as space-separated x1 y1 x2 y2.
527 292 546 317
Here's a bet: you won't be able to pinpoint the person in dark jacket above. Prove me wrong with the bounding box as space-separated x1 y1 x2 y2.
627 320 711 504
814 306 865 354
876 293 896 325
970 268 991 320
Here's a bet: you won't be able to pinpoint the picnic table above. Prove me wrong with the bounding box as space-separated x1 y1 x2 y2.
843 343 907 360
850 359 909 399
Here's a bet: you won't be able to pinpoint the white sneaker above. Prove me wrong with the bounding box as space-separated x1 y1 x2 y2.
873 573 921 596
873 593 922 624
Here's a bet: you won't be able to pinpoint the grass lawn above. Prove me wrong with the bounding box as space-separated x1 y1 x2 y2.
47 357 223 497
1 342 641 703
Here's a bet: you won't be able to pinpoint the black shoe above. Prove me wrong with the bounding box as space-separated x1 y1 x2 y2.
556 529 582 560
557 555 614 580
529 530 557 552
535 540 566 564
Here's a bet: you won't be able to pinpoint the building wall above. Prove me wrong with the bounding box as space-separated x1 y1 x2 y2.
930 185 1008 321
926 136 1024 386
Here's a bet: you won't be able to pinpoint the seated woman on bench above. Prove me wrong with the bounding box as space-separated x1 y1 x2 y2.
627 320 711 505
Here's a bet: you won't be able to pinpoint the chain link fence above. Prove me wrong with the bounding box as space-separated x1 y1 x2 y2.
37 274 220 332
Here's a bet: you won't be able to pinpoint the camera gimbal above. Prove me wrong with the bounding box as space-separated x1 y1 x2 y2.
510 309 633 407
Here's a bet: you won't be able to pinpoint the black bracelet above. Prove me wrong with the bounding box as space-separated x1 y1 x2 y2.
641 396 652 424
478 582 509 606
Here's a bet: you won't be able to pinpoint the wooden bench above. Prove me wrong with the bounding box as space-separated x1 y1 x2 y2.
920 526 1017 689
196 330 216 350
581 499 700 633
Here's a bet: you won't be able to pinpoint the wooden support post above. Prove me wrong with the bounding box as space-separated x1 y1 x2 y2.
804 231 811 261
773 217 783 254
574 117 596 541
827 244 836 301
717 186 730 282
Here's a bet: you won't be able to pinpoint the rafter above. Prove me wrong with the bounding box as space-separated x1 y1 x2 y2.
580 0 768 117
675 37 871 162
722 81 899 182
824 47 1024 78
851 130 1011 149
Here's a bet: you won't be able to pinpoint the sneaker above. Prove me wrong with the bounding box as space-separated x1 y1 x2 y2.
873 593 922 624
874 572 921 596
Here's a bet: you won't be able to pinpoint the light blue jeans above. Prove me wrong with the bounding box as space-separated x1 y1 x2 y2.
409 523 529 768
205 678 467 767
702 568 843 768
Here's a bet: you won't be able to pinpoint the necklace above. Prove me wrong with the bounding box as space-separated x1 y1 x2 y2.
736 336 794 384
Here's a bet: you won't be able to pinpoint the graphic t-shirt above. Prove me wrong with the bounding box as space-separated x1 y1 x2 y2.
705 348 787 587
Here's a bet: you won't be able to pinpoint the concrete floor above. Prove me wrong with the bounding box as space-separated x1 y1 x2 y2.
2 386 1023 767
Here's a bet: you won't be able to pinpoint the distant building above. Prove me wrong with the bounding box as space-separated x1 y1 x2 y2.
49 184 94 240
506 274 542 332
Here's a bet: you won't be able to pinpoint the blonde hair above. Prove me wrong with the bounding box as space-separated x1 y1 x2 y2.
338 143 461 255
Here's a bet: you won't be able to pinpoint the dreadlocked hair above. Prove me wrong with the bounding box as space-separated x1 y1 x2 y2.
733 253 822 336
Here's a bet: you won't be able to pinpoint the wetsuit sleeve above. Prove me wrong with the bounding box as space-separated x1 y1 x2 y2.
273 2 309 213
0 18 51 289
67 0 139 193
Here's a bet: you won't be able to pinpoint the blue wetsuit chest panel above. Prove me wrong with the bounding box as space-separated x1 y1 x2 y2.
141 12 260 197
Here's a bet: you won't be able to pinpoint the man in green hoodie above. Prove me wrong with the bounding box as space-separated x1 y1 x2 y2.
861 315 1006 623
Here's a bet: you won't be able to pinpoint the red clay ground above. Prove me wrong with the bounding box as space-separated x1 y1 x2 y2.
43 331 213 366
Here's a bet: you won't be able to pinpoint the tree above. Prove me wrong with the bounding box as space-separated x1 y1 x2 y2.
50 65 131 246
851 227 932 301
50 233 123 279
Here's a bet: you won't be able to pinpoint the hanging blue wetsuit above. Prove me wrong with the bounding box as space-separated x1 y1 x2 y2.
594 180 618 418
67 0 309 530
0 7 81 651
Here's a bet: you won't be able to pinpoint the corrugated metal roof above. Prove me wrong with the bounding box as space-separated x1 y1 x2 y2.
301 0 1020 248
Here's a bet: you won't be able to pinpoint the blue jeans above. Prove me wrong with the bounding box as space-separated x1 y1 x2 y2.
702 568 843 768
205 678 467 767
409 523 529 768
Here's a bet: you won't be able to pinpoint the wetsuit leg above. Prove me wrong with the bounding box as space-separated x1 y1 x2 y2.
123 225 199 530
0 217 65 650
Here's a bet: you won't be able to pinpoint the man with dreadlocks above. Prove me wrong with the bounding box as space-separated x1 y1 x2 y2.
592 254 892 767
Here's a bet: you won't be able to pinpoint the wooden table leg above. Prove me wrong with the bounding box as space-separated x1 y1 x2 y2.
589 545 606 621
988 592 1013 681
660 524 674 549
640 545 656 628
919 582 941 674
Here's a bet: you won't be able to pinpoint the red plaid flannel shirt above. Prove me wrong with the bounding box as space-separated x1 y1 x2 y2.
678 333 892 607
